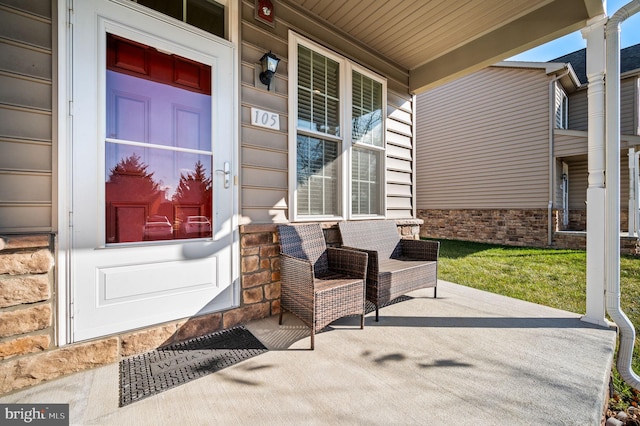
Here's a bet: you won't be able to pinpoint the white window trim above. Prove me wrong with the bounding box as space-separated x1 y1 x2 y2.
287 31 386 222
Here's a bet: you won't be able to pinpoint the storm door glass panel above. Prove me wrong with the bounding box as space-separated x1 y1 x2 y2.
296 135 338 216
105 33 213 243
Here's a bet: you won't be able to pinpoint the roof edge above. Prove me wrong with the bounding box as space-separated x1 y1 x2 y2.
492 61 567 73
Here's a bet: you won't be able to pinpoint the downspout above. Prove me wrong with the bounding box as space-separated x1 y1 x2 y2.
548 70 570 245
605 0 640 390
635 150 640 236
629 148 635 236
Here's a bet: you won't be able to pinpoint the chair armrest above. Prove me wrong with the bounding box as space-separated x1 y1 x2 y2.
280 253 315 297
399 239 440 261
326 247 368 279
341 246 380 282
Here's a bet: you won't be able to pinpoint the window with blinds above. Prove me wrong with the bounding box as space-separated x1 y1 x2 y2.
291 32 386 220
295 45 341 216
351 71 383 215
352 71 383 147
351 147 380 215
296 135 338 215
297 45 340 136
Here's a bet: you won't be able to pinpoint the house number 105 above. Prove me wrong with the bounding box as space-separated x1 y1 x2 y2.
251 107 280 130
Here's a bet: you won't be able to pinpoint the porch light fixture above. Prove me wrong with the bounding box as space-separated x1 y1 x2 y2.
259 51 280 91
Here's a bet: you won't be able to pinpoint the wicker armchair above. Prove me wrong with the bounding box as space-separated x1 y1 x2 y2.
338 220 439 321
277 224 368 349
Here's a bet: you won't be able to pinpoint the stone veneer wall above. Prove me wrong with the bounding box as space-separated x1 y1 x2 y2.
418 208 638 255
553 232 639 255
555 209 629 232
0 235 58 394
417 209 551 247
0 220 420 395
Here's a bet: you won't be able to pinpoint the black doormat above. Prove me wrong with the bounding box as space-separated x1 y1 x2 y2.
119 326 268 407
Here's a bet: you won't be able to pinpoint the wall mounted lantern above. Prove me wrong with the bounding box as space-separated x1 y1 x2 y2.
259 51 280 91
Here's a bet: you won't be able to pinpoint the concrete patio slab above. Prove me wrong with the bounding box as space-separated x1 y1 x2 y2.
0 280 617 425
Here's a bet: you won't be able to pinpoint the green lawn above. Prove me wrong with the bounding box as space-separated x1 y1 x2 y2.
430 238 640 406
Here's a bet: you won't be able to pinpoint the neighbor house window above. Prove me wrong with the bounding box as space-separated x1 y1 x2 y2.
289 32 386 220
555 86 568 129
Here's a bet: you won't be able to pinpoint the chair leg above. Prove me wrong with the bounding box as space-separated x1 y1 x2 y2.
434 286 437 299
310 329 315 350
360 314 364 329
375 306 379 322
279 310 283 325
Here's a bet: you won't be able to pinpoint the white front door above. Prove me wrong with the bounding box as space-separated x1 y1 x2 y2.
71 0 238 341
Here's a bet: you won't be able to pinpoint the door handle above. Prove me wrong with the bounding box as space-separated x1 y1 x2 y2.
215 162 230 189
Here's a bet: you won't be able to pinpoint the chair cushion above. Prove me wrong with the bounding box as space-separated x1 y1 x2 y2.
375 258 437 302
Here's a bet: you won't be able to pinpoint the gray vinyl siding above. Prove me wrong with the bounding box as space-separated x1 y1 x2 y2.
416 66 550 209
386 91 415 219
568 89 588 131
571 76 637 136
0 1 53 233
239 0 415 223
621 76 637 136
621 153 631 210
567 158 588 210
554 131 587 157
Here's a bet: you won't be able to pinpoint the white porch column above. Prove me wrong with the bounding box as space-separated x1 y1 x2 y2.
581 16 608 326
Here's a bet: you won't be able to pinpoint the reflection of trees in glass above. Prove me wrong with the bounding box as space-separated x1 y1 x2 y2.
352 110 382 145
352 71 382 147
106 153 167 243
172 160 212 237
105 154 213 242
107 153 161 199
172 160 212 204
296 135 338 215
296 136 337 185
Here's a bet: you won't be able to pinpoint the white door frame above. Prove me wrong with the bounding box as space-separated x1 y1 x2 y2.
56 0 240 345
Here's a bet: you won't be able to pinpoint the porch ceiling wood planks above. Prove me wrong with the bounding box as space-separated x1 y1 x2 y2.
281 0 605 94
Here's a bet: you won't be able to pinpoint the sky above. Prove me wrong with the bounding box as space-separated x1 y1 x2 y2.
507 0 640 62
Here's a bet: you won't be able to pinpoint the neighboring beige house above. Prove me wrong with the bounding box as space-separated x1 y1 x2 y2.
416 44 640 252
0 0 605 394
